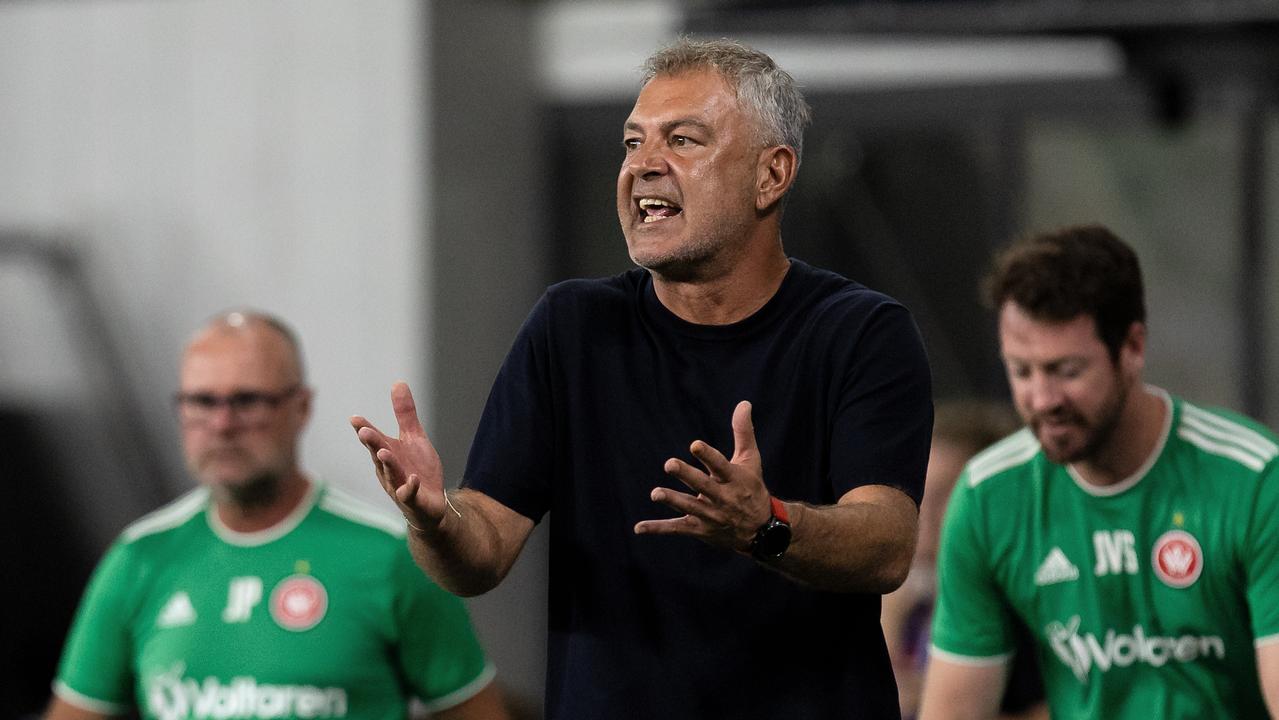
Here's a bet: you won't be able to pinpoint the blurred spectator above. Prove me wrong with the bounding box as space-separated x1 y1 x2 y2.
45 311 509 720
922 224 1279 718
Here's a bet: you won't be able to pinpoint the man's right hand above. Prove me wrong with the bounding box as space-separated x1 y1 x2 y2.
351 382 448 533
354 382 536 596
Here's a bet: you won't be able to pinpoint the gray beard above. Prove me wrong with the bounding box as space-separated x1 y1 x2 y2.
633 244 716 282
221 471 283 510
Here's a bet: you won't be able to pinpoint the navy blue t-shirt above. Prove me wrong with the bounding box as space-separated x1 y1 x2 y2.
464 259 933 719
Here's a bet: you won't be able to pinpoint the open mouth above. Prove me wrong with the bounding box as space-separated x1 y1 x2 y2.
638 197 683 223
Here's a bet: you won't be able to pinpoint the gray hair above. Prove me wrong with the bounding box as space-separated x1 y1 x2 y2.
642 37 812 166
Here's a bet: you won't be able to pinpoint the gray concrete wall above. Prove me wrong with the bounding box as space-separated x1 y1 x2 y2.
0 0 429 514
428 0 551 712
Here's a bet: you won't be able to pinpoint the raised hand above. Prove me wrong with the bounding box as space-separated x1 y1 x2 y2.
350 382 448 532
634 400 773 552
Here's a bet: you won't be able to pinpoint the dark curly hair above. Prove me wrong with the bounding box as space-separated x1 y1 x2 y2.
984 224 1145 362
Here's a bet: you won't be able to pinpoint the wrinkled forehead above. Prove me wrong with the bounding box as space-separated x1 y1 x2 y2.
629 69 745 124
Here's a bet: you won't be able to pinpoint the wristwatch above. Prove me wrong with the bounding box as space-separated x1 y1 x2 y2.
749 496 792 561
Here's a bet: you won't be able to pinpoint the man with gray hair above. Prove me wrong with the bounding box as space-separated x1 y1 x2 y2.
354 38 933 719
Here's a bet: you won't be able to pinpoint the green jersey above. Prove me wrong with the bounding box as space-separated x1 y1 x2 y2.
932 390 1279 719
54 482 494 720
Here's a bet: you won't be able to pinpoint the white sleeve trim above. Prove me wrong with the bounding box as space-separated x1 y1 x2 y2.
418 662 498 712
928 645 1013 667
53 680 132 715
1254 632 1279 648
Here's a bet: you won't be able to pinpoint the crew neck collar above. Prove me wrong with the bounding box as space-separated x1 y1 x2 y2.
1066 386 1172 497
207 480 319 546
641 258 804 340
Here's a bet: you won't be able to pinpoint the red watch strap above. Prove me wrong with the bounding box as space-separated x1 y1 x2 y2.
769 496 789 524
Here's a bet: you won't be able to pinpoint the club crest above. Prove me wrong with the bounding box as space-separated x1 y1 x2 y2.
1151 530 1202 588
270 574 328 631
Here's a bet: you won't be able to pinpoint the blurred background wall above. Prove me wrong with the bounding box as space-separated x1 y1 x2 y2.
3 0 1278 717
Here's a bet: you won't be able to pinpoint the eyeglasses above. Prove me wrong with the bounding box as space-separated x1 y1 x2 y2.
174 385 301 426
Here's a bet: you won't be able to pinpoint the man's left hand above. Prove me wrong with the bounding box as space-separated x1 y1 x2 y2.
634 400 775 552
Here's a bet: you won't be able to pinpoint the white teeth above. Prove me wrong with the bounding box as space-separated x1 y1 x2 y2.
637 197 680 223
638 198 675 209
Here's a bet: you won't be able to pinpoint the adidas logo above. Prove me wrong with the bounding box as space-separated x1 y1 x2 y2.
1035 547 1080 586
157 591 197 628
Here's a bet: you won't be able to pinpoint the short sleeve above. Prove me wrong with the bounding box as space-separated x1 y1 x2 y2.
54 542 138 713
930 472 1017 662
393 544 495 711
1246 460 1279 643
829 303 933 504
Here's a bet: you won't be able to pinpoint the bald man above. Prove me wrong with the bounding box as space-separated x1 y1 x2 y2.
46 311 508 720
